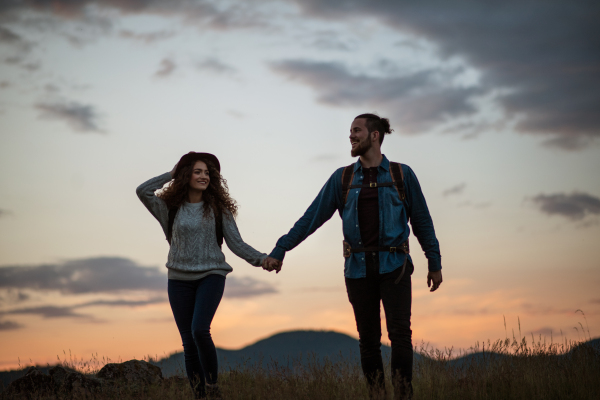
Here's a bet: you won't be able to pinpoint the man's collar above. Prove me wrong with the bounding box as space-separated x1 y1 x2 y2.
354 154 389 172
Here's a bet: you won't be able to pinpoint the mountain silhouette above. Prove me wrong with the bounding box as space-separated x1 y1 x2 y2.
153 330 400 377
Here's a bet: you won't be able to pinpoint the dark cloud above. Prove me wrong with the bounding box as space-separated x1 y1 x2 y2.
154 58 176 78
3 55 41 72
531 192 600 221
442 183 466 197
78 297 166 308
0 296 168 324
0 257 166 294
0 256 278 300
529 327 554 337
224 276 277 298
3 305 92 320
35 100 102 133
119 29 176 43
0 25 32 51
270 59 482 133
290 1 600 149
3 1 270 32
196 58 237 75
0 320 23 330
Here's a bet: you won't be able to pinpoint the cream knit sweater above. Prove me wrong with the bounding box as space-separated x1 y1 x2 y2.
136 172 267 280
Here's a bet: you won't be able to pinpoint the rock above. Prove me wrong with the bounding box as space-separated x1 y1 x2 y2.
63 371 103 396
5 367 53 397
49 365 69 389
97 359 163 386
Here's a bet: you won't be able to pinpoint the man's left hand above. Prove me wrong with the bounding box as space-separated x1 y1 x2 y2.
427 270 442 292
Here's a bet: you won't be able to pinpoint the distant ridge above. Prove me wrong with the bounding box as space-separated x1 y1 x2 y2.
153 330 389 377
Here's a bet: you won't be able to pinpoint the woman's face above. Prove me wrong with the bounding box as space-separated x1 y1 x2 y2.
188 160 210 191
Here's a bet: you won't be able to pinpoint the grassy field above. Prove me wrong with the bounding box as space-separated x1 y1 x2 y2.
2 331 599 399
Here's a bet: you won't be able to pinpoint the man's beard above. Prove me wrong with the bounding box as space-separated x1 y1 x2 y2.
351 137 373 157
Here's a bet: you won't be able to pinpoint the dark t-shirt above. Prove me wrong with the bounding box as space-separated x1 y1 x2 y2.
358 167 379 248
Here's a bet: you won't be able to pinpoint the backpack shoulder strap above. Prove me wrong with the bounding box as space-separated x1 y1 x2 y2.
214 207 224 249
389 162 406 202
167 207 178 245
341 164 355 204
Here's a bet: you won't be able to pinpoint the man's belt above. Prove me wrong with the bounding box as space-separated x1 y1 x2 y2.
343 240 409 258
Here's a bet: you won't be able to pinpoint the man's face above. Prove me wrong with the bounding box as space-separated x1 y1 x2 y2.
349 118 374 157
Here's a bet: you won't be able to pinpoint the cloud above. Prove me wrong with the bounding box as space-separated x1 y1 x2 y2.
0 257 166 294
0 25 32 51
154 58 176 78
224 276 277 298
226 109 245 119
531 192 600 221
196 58 237 75
310 31 355 51
0 320 23 330
0 209 13 217
0 257 278 299
0 81 10 89
529 327 554 337
78 297 166 308
0 290 29 305
0 296 168 323
35 101 102 133
2 1 271 32
442 183 466 197
119 29 176 44
3 305 92 319
290 1 600 149
270 59 482 133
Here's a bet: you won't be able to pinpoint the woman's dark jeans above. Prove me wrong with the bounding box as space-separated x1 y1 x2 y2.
168 275 225 399
345 253 414 399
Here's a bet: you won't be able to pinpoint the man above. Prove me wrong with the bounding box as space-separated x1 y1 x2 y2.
264 114 442 400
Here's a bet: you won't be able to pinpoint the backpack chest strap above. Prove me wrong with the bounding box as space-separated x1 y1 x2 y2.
343 240 409 258
348 181 401 189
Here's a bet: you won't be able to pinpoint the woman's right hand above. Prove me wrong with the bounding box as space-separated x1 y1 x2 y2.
169 162 178 178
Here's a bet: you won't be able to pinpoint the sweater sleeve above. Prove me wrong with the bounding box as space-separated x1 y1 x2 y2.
135 172 173 235
222 212 268 267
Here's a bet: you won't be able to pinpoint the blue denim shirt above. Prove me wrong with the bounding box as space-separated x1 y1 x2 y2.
269 155 442 278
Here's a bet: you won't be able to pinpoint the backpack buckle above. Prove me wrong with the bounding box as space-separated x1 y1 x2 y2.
370 182 377 188
390 247 396 253
343 241 352 258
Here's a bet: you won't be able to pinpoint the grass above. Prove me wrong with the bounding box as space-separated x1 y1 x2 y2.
2 319 599 399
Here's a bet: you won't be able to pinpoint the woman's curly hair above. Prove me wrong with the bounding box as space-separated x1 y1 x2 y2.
158 157 238 218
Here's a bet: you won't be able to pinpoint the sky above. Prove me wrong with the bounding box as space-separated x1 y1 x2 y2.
0 0 599 371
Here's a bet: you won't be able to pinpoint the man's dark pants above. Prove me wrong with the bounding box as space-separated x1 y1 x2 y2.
345 252 413 398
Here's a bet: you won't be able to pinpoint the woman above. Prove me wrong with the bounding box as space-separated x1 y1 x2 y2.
136 152 270 399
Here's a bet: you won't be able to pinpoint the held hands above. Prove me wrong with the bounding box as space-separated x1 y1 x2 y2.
262 257 282 273
427 270 443 292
